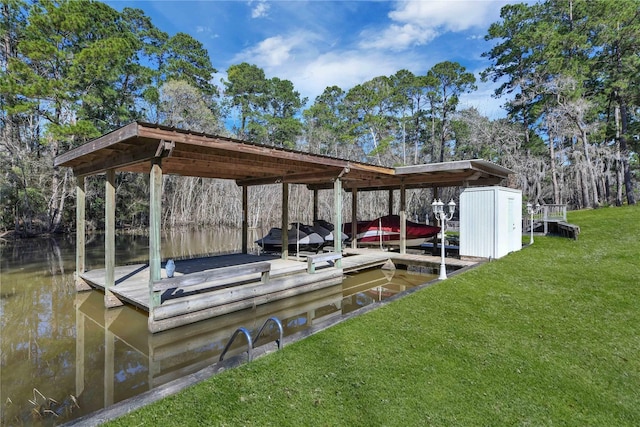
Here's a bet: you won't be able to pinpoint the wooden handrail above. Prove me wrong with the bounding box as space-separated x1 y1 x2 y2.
307 252 342 273
153 261 271 293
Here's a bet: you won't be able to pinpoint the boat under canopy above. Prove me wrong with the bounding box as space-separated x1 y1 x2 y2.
256 223 325 252
344 215 440 247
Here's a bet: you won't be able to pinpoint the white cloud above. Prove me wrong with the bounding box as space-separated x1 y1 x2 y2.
389 0 499 31
361 0 505 50
251 1 270 19
235 32 319 68
360 23 438 51
235 33 416 103
251 36 293 66
228 3 507 116
297 52 403 100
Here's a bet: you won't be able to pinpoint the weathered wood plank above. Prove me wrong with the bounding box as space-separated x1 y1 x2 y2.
333 178 342 265
351 187 358 249
307 252 342 273
76 176 86 289
72 141 159 177
153 268 341 321
242 185 248 254
104 169 122 308
54 122 138 167
282 182 288 260
152 261 271 293
149 158 162 309
151 285 342 360
149 271 343 333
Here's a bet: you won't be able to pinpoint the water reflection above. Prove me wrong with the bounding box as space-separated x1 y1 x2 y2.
0 231 434 426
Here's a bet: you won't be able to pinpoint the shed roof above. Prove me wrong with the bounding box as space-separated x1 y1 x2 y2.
54 121 512 190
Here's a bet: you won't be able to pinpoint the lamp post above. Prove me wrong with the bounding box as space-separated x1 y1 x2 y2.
526 202 541 245
432 199 456 280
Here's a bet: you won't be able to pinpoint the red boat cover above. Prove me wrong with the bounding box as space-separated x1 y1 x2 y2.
344 215 440 242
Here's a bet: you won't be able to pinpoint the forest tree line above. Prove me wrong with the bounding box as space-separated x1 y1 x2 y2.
1 0 638 236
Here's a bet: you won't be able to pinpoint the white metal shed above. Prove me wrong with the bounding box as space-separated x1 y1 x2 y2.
459 186 522 259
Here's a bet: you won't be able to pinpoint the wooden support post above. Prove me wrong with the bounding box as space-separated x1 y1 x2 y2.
104 309 119 407
313 189 319 222
388 189 394 217
333 178 343 268
75 175 90 291
400 184 407 254
281 182 289 260
149 158 162 312
242 185 248 254
351 187 358 249
104 169 121 308
75 299 86 397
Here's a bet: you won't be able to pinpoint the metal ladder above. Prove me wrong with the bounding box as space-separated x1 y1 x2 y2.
219 316 284 362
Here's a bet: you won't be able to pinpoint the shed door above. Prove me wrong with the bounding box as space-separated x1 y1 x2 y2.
507 197 515 251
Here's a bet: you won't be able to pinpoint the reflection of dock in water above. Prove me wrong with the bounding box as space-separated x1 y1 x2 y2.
74 283 344 409
77 250 473 333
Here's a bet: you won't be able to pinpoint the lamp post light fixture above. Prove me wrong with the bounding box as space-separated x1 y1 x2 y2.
526 202 541 245
432 198 456 280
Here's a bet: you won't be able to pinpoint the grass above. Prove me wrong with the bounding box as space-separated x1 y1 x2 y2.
108 205 640 426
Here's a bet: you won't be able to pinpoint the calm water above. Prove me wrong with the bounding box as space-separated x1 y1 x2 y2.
0 230 435 426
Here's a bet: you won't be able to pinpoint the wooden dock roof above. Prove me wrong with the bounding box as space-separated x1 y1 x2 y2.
54 121 512 189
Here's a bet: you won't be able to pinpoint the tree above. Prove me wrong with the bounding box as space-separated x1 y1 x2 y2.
482 0 639 206
588 0 639 205
143 31 217 122
0 0 220 233
389 69 428 165
159 80 221 134
426 61 476 162
260 77 306 148
303 86 349 157
223 63 305 147
482 2 544 148
223 62 267 136
2 0 137 232
343 76 398 165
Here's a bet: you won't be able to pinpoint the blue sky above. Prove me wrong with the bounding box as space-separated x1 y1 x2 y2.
105 0 512 118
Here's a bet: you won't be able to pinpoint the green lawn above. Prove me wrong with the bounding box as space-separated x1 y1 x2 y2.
109 205 640 426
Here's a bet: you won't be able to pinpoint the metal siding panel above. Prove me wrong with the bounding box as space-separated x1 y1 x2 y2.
496 190 508 258
512 191 523 252
460 186 522 259
460 188 495 258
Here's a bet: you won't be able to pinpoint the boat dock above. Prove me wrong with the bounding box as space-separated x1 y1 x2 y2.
55 122 509 333
341 247 475 271
79 249 477 331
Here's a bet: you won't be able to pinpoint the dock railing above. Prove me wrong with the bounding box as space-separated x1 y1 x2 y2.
525 204 567 234
307 252 343 273
538 204 567 222
149 261 271 332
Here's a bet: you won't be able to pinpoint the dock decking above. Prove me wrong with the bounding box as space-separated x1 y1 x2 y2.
342 248 477 270
81 253 300 311
80 250 477 313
